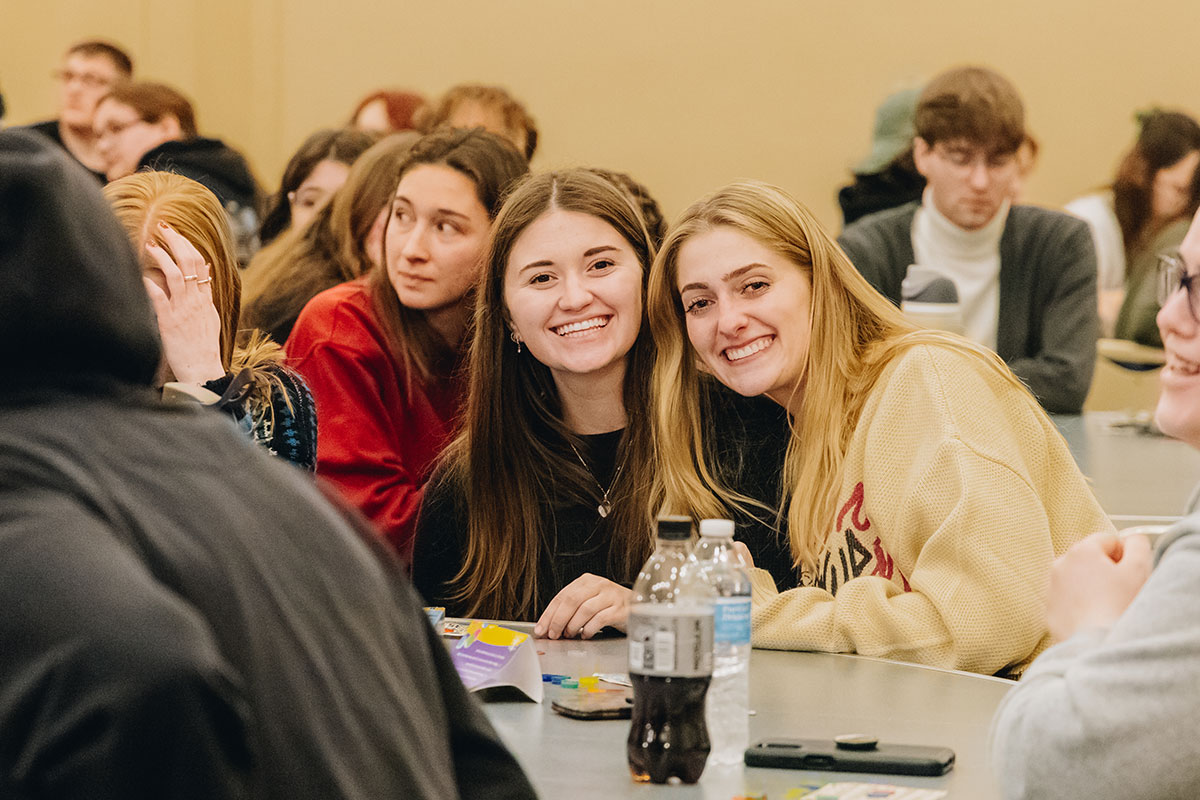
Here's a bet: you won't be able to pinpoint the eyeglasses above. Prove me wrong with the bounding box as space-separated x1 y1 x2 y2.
97 118 147 141
51 69 114 89
932 143 1015 173
1156 251 1200 322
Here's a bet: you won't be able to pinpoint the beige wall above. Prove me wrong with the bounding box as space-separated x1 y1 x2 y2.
3 0 1198 230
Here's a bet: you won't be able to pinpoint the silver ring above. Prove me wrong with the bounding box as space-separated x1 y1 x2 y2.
195 277 213 286
182 274 198 282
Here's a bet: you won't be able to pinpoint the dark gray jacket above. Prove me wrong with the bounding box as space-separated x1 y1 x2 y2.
0 129 536 800
838 202 1099 414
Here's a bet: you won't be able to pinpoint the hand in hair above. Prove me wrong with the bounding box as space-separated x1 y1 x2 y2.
1046 531 1153 643
534 574 631 640
142 223 225 385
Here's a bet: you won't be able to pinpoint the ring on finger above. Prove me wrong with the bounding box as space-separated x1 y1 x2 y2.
183 274 198 281
196 277 213 286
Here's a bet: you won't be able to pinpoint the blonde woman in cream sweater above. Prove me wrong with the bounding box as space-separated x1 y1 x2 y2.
647 180 1111 677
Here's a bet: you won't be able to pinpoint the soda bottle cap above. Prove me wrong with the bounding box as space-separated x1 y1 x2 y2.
698 518 735 538
656 515 692 540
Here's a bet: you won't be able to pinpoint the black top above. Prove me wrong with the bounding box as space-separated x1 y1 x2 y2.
21 119 108 182
411 384 799 620
837 161 926 228
703 383 798 590
414 428 624 619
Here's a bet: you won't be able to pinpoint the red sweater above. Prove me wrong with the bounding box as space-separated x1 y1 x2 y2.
286 279 464 561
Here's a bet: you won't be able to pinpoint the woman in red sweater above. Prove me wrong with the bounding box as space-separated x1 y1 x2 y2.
287 128 527 559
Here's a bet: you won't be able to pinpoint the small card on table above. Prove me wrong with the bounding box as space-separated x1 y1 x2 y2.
449 621 544 703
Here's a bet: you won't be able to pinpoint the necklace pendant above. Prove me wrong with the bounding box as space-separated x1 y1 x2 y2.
597 501 611 518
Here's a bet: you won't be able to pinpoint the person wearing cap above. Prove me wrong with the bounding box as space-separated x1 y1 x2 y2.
0 128 535 800
837 87 926 227
990 205 1200 800
838 66 1099 414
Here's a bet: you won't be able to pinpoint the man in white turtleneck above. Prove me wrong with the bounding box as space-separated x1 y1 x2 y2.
839 65 1099 414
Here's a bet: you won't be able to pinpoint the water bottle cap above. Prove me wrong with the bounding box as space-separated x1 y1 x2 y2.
655 514 693 540
698 518 735 538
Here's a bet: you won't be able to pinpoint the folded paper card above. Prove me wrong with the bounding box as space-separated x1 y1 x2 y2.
450 621 544 703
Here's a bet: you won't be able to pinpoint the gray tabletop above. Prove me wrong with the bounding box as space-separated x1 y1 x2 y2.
1052 412 1200 521
482 633 1013 799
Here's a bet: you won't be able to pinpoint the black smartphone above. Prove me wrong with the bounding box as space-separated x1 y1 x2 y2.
745 738 954 777
550 692 633 720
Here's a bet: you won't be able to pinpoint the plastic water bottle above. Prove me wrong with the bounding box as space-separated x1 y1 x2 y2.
694 518 752 767
627 516 715 784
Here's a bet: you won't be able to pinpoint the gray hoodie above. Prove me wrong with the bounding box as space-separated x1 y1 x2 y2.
0 129 536 800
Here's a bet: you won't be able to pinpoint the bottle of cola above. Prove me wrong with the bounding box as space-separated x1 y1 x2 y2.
627 515 714 784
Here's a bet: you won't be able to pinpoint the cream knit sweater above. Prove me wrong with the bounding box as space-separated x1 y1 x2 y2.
750 344 1112 675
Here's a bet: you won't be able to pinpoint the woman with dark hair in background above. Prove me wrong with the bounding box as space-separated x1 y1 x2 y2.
287 129 527 558
257 128 377 246
105 171 317 469
1067 109 1200 341
242 132 419 345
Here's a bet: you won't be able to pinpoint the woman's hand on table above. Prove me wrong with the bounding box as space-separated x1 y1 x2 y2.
534 574 631 640
142 222 225 385
1046 530 1152 642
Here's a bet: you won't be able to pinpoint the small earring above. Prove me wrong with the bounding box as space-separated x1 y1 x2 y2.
510 330 522 354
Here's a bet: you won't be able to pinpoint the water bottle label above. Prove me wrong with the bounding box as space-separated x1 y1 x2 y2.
627 605 713 678
713 597 751 646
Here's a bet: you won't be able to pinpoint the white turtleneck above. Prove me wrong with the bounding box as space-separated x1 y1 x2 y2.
911 188 1009 350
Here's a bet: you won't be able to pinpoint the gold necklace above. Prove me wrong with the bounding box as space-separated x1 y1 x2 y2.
567 438 623 518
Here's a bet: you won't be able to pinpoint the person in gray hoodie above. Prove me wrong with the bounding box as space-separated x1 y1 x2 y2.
991 206 1200 799
0 128 536 800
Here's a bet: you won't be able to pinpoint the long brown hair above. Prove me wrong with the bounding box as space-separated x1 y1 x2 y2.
440 169 658 619
104 171 287 420
370 128 528 384
257 127 379 246
1112 109 1200 257
649 181 1032 571
240 132 419 342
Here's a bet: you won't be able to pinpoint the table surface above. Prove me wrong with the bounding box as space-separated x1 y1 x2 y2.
482 631 1012 799
1052 412 1200 522
475 412 1200 798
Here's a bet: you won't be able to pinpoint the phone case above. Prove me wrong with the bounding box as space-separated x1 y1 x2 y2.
744 738 955 777
550 693 633 720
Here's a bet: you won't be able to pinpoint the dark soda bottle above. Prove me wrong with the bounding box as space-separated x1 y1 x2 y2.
627 515 714 784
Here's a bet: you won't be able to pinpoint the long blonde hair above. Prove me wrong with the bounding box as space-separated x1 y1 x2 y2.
104 171 287 419
648 180 1030 571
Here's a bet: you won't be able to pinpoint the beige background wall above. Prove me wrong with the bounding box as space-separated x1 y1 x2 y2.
3 0 1198 231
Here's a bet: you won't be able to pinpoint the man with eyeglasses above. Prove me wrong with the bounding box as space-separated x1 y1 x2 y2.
839 65 1099 414
22 40 133 182
991 206 1200 799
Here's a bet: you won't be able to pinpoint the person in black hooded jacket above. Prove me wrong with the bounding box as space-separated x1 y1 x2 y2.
0 129 536 800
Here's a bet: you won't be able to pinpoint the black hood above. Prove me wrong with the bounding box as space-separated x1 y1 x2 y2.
0 129 161 395
140 137 260 210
